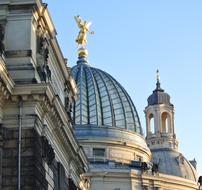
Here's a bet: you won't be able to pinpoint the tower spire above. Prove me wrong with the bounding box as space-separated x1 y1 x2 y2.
156 69 161 90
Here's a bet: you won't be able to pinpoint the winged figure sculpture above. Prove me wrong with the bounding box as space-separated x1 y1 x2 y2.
74 15 93 46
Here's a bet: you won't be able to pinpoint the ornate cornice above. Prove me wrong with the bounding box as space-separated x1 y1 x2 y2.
12 83 88 171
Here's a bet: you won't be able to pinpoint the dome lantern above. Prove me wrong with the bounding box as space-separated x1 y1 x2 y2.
145 70 178 150
144 71 197 181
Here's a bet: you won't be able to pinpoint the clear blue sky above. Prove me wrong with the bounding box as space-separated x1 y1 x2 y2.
46 0 202 175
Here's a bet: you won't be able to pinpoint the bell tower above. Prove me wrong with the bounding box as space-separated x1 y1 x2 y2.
145 70 178 150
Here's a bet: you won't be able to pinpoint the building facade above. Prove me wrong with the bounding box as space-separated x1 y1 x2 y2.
0 0 201 190
71 49 200 190
0 0 89 189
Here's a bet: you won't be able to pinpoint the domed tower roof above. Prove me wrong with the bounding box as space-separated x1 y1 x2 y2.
147 70 171 106
71 49 142 134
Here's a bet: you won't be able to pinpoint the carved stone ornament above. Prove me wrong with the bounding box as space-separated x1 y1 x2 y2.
37 36 51 82
64 84 71 111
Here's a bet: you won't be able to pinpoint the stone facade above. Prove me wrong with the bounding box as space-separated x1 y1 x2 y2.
0 0 89 190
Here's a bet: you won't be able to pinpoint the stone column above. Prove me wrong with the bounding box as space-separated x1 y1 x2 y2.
154 108 161 134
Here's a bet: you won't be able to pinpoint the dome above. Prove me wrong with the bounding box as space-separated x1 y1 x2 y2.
147 71 171 106
70 50 151 164
147 88 171 106
152 149 198 181
71 57 142 135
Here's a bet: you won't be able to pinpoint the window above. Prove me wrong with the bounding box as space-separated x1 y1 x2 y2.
161 112 170 133
93 148 106 157
149 113 155 134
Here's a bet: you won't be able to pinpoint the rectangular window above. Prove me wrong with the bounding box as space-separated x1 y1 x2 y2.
93 148 106 157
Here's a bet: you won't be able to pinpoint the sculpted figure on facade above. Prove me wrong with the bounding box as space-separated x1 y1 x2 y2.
64 82 72 116
37 36 52 82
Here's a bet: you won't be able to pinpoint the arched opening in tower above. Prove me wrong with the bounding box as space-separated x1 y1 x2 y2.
149 113 155 134
161 112 170 133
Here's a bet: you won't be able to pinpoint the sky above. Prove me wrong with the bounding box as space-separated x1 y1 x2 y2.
45 0 202 175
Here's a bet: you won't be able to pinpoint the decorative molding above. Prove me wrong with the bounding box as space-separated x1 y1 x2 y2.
12 83 88 171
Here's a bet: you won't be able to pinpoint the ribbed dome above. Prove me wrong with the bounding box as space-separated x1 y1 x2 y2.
71 60 143 135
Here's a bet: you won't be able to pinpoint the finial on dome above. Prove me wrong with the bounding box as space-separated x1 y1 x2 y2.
77 47 88 64
156 69 161 90
78 47 88 57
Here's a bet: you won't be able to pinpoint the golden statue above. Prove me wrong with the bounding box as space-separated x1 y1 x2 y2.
74 15 93 46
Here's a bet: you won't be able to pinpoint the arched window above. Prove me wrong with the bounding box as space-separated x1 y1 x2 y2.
161 112 170 133
149 113 155 134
